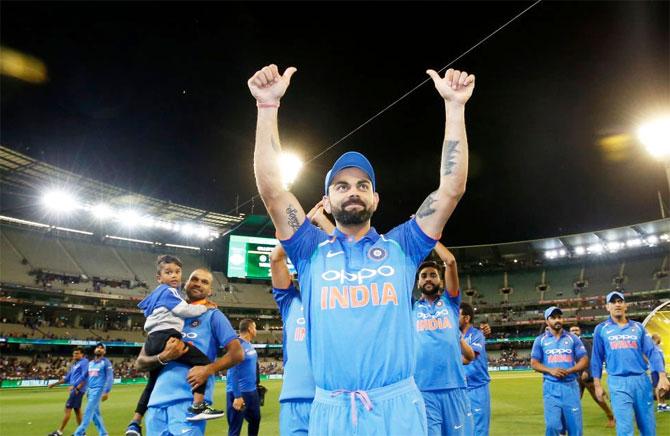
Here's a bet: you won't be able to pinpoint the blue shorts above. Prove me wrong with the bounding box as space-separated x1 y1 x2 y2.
65 389 84 409
608 373 655 436
465 384 490 436
422 387 472 436
310 377 427 436
279 399 312 436
146 399 206 436
542 380 582 436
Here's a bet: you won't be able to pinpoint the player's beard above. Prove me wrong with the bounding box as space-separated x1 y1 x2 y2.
332 199 374 225
421 283 440 296
549 322 562 333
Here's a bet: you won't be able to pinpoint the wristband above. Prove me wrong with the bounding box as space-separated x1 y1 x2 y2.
157 354 168 365
256 102 280 109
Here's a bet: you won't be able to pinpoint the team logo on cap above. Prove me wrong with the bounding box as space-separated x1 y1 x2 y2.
191 320 201 328
367 247 387 262
437 300 444 307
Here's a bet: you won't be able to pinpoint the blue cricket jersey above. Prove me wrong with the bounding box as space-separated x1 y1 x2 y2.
463 326 490 389
272 284 316 401
86 357 113 393
413 292 466 390
531 330 587 383
281 218 437 391
590 318 664 378
653 344 666 373
148 309 238 407
226 338 258 397
64 358 89 390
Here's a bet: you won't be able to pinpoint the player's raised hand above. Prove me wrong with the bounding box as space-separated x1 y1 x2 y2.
426 68 475 105
248 64 297 105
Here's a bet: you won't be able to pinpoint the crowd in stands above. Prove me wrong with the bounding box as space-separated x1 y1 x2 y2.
488 349 531 368
0 355 286 381
28 269 148 294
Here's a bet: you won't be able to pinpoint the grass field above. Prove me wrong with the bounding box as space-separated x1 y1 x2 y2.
1 372 668 435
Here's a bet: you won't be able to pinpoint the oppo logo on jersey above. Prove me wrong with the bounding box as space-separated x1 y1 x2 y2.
183 332 198 339
608 334 638 350
545 348 572 355
321 265 395 284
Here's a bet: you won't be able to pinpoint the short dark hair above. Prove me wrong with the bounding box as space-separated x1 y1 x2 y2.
73 347 85 354
460 302 475 323
156 255 183 274
418 260 443 276
239 318 255 333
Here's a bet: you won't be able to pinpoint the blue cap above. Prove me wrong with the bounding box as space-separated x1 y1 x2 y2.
544 306 563 320
606 291 625 303
324 151 376 195
96 342 106 350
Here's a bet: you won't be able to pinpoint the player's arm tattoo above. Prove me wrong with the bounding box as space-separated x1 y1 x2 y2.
416 191 438 218
286 204 300 232
441 140 459 176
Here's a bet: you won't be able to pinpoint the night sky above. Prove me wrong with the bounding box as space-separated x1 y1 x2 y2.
2 1 669 246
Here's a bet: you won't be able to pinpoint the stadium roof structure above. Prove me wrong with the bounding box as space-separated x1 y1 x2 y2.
446 218 670 272
0 145 243 232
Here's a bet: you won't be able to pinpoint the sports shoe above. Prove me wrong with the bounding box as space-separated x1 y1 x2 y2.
125 421 142 435
47 431 63 436
658 403 670 412
186 403 225 421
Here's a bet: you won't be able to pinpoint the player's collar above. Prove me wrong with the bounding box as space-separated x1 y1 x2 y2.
607 317 633 328
333 226 379 243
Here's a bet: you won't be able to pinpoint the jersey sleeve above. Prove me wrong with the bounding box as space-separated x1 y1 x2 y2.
103 359 114 393
530 337 543 361
272 284 299 321
157 287 189 312
211 310 238 349
385 218 438 268
590 324 606 378
639 324 665 373
572 334 587 361
280 220 329 267
469 329 485 356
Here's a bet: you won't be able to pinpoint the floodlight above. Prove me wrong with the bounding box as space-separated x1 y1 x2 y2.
545 250 557 259
279 152 304 189
638 115 670 158
574 246 585 255
181 223 195 237
558 249 566 257
90 203 113 220
661 233 669 241
41 190 78 212
646 235 659 246
118 209 142 228
195 226 210 239
587 243 604 255
626 238 642 248
607 241 623 252
140 216 155 227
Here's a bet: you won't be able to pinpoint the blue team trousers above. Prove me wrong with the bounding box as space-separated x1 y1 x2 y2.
279 399 312 436
421 387 472 436
145 399 206 436
310 377 427 435
227 390 261 436
607 373 655 436
74 387 108 436
465 384 490 436
542 380 582 436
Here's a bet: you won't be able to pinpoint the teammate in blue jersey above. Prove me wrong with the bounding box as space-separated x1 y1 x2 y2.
531 307 588 436
651 334 669 412
248 63 474 434
48 347 89 436
459 302 491 436
413 243 475 436
591 291 670 436
226 318 261 436
270 202 333 436
73 343 114 436
135 268 244 436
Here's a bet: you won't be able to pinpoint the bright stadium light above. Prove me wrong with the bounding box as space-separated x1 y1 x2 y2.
118 209 142 228
626 238 642 248
195 225 210 239
41 189 79 213
558 249 567 257
279 152 304 189
661 233 670 241
646 235 659 246
544 250 557 259
574 246 586 256
638 115 670 158
180 223 195 237
90 203 114 220
587 243 604 255
607 241 623 252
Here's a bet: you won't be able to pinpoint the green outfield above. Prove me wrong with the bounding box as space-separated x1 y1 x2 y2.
1 372 668 435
